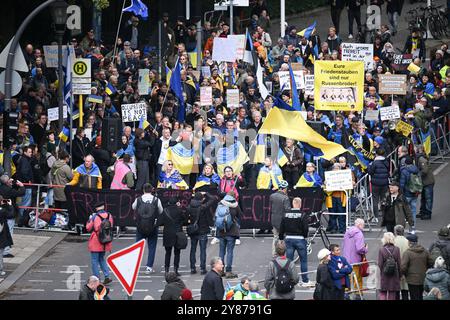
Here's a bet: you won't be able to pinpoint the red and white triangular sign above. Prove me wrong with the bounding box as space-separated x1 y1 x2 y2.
107 239 145 296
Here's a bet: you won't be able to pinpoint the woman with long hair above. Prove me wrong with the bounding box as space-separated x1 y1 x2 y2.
158 160 188 189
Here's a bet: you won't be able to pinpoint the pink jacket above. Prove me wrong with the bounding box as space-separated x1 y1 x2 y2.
86 211 113 252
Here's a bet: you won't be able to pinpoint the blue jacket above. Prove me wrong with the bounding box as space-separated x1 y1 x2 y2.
367 156 390 187
328 255 353 290
400 164 419 197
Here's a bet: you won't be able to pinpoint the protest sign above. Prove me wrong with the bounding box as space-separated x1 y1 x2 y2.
407 62 421 74
278 70 305 90
314 61 364 111
391 54 413 72
43 45 75 68
291 63 303 71
121 102 147 122
47 105 68 122
304 75 314 96
341 43 374 70
212 37 238 62
364 109 380 121
228 35 246 60
378 74 407 95
325 169 354 191
227 88 240 109
200 86 213 106
396 120 414 137
201 66 211 78
380 105 401 121
138 69 150 95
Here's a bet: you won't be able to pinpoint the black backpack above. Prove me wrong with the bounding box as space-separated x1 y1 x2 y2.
383 247 397 276
97 213 113 245
273 259 294 294
135 196 159 237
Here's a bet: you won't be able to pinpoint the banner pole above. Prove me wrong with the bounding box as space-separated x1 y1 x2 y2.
79 95 83 128
112 0 127 65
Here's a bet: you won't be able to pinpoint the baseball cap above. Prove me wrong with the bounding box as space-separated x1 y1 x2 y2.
317 248 331 261
406 233 418 243
124 41 131 46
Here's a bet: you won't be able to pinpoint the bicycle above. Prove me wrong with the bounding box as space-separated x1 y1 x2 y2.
406 5 449 40
292 210 330 263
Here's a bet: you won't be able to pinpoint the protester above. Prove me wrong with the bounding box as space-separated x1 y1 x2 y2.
68 155 102 190
393 225 410 300
161 271 187 300
415 145 435 220
200 257 225 300
380 180 414 233
268 180 290 252
368 148 390 222
0 197 14 276
378 232 402 300
86 201 113 285
279 197 312 286
132 183 163 274
429 226 450 272
264 240 299 300
424 257 450 300
314 248 335 300
401 233 434 300
50 151 73 209
78 276 100 300
328 243 353 300
342 218 368 299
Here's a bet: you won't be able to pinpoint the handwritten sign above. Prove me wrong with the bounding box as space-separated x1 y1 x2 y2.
391 54 413 72
43 45 75 68
201 66 211 78
341 43 374 70
325 169 354 191
200 86 213 106
226 88 240 109
379 74 407 95
279 70 304 90
138 69 150 95
364 109 380 121
212 37 239 62
304 75 314 96
380 105 401 121
121 102 147 122
396 120 414 137
47 105 68 122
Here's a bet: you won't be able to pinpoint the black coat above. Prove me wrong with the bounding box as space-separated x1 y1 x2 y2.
367 157 390 187
161 279 186 300
78 285 95 300
16 155 33 183
187 194 217 236
315 264 335 300
134 135 155 161
0 207 13 249
200 270 224 300
160 205 186 248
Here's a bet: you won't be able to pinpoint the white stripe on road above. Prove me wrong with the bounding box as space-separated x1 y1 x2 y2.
59 270 84 274
61 265 89 268
433 162 448 176
31 270 51 273
54 289 79 292
21 289 45 292
28 280 53 283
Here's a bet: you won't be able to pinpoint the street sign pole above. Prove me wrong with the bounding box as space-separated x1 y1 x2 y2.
230 0 234 35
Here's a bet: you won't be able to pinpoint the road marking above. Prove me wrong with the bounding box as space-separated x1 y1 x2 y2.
62 265 88 268
433 162 448 176
31 270 51 273
22 289 45 292
137 280 153 283
59 270 84 274
54 289 79 292
28 280 53 283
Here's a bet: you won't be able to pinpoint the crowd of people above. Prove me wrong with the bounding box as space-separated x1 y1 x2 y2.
0 0 450 300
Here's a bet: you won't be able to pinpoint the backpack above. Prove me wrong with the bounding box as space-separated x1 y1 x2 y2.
273 259 294 294
383 247 397 276
135 196 158 237
97 213 113 245
407 172 423 193
214 204 233 232
39 154 52 177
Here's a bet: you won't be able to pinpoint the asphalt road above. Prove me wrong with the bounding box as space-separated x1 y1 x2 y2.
1 161 448 300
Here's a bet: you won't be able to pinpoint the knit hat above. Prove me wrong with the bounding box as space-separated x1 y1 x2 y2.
406 233 418 243
180 288 193 300
374 136 384 145
438 226 450 238
317 248 331 261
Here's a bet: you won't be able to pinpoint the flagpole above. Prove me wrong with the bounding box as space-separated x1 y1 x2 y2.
112 0 127 65
160 56 180 113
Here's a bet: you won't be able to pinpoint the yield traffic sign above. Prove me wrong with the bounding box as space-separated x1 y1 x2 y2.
106 239 145 296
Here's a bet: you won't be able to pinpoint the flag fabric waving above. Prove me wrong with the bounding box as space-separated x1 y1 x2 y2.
217 142 249 176
166 143 194 175
59 127 70 143
258 97 347 160
63 46 72 108
105 82 117 96
123 0 148 20
288 63 301 109
170 60 185 122
419 129 431 156
297 21 317 39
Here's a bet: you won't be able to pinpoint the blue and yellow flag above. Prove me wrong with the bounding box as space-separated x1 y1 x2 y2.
193 173 221 190
217 142 249 176
170 60 186 122
295 172 322 188
420 129 431 156
297 21 317 39
59 127 70 143
277 148 288 167
253 134 267 164
105 82 117 96
165 64 172 85
138 116 150 129
88 95 103 104
259 98 347 161
166 143 194 175
288 63 301 109
256 165 284 190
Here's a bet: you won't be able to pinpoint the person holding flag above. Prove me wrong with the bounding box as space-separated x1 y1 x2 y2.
295 162 323 188
256 157 284 190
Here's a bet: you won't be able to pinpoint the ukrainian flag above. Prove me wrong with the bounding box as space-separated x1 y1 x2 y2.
88 95 103 104
166 143 194 175
295 172 322 188
297 21 317 39
138 116 150 129
165 64 172 86
259 97 347 161
59 127 70 143
253 134 267 164
217 142 249 176
105 83 117 96
277 148 288 167
288 63 301 109
420 129 431 156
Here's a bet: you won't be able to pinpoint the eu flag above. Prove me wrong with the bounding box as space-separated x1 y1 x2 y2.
123 0 148 20
170 60 185 122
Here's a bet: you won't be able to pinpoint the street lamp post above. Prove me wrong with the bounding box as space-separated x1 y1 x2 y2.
51 0 68 131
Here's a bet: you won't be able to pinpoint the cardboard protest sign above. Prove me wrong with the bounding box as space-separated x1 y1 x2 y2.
364 109 380 121
378 74 407 95
278 70 305 90
304 75 314 96
227 88 240 109
200 86 213 106
380 105 401 121
325 169 354 191
391 54 413 72
396 120 414 137
212 37 238 62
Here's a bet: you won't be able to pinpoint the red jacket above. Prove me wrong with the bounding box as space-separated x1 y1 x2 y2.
86 211 113 252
